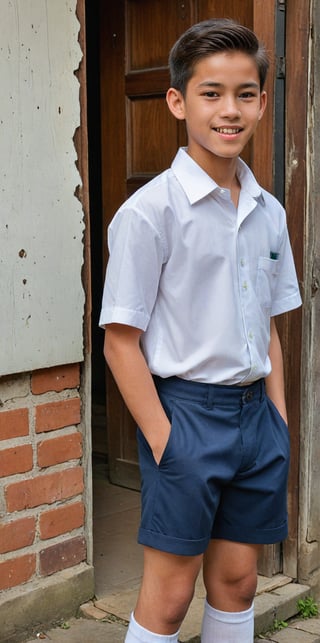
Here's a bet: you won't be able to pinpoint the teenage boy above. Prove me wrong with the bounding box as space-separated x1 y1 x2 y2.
99 19 302 643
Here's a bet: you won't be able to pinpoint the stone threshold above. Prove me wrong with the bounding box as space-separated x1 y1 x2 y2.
80 574 310 641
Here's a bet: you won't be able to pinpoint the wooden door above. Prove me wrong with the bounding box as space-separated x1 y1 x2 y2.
99 0 300 577
99 0 194 489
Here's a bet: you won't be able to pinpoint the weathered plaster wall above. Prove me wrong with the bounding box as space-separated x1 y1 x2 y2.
0 4 94 638
299 0 320 597
0 0 85 375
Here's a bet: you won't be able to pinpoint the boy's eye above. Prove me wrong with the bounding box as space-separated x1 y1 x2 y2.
239 92 256 99
203 91 219 98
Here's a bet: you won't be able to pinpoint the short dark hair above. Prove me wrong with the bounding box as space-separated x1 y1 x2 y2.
169 18 269 95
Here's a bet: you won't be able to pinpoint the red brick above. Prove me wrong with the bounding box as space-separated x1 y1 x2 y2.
37 432 82 468
0 517 36 554
40 536 86 576
5 466 84 512
0 554 36 591
39 501 85 539
0 444 33 478
0 408 29 441
32 364 80 394
35 398 81 433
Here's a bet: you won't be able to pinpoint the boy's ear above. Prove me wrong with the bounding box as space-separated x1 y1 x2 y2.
166 87 186 120
258 90 267 121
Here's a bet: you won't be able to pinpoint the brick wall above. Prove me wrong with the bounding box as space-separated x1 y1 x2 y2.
0 364 87 593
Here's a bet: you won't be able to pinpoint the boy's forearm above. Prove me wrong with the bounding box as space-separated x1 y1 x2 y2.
265 317 288 424
103 324 171 464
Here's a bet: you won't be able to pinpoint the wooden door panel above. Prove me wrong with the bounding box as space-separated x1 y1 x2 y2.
198 0 253 23
126 69 170 96
129 96 178 175
127 0 192 70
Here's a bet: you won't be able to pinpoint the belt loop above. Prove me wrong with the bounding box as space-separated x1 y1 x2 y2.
260 379 265 402
206 384 215 409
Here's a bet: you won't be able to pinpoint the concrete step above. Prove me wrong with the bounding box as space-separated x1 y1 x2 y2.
254 580 311 638
83 575 310 642
256 617 320 643
23 578 311 643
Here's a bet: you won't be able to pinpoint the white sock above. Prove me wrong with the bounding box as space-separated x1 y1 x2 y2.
125 611 180 643
201 599 254 643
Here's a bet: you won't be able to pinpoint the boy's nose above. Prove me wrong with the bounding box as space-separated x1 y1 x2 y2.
220 97 241 118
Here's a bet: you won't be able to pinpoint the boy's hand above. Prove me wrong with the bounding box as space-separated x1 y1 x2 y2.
265 318 288 424
147 422 171 465
104 323 173 465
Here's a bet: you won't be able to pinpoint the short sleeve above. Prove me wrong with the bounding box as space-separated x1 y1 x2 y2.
270 223 302 316
99 206 166 330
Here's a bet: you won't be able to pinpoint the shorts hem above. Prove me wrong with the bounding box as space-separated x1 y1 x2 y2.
212 521 288 545
138 528 209 556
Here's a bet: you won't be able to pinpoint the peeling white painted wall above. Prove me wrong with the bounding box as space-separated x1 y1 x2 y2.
0 0 84 375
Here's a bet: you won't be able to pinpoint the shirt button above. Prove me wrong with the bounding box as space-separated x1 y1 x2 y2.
240 258 245 267
242 281 248 290
248 331 254 340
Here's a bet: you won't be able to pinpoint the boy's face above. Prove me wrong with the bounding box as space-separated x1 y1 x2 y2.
167 51 267 170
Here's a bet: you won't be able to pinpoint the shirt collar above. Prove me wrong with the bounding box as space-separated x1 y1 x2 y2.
236 156 264 203
171 147 264 205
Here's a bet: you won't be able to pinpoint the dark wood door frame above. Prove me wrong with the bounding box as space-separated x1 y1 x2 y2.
280 0 309 580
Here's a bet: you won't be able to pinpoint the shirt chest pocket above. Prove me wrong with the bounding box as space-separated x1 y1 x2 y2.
256 256 280 311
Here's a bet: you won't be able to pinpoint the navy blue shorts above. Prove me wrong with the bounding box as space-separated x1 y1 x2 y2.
137 376 290 556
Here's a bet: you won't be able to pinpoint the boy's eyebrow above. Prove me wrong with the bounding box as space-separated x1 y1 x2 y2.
198 81 260 90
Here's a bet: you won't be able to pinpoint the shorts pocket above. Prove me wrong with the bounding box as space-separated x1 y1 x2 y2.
136 421 174 468
267 396 288 429
266 396 290 457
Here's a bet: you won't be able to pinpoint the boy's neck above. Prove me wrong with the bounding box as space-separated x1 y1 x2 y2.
186 146 239 187
186 147 241 205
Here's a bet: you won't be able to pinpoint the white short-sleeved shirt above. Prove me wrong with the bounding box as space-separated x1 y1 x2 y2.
99 148 302 385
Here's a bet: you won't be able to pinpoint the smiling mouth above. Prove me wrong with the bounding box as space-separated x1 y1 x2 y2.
214 127 243 134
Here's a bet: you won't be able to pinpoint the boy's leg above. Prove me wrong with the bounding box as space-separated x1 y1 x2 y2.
126 545 202 640
201 539 261 642
203 539 260 610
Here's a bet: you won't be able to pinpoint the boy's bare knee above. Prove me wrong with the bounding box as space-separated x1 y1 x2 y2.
206 569 257 611
162 584 195 624
135 579 195 632
235 572 257 605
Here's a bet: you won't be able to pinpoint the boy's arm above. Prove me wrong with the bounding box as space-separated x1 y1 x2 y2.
265 317 288 424
103 323 171 465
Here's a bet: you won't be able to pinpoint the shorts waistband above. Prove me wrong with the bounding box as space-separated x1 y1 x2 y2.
153 375 265 407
